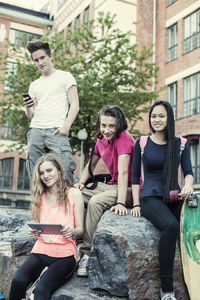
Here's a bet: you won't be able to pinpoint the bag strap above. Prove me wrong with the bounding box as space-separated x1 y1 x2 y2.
180 136 187 156
139 136 148 182
88 148 95 179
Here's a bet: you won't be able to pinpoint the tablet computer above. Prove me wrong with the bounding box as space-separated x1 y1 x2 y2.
28 223 62 235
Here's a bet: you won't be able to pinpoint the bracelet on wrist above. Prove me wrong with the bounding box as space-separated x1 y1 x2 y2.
72 228 77 239
116 202 126 208
133 204 141 208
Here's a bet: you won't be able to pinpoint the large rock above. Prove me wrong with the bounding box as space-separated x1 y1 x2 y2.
0 208 189 300
88 210 189 300
0 208 127 300
0 208 33 298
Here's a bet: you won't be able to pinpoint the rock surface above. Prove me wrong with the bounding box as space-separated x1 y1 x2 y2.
0 208 189 300
0 208 127 300
0 208 33 298
88 210 190 300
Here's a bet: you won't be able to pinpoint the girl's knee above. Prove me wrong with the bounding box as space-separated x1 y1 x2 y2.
10 275 27 291
34 282 50 298
165 220 179 235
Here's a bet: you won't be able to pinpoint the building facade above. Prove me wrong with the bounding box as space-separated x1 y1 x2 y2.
0 0 137 207
136 0 200 189
0 0 199 207
0 1 53 206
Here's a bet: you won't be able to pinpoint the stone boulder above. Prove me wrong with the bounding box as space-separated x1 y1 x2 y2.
0 208 189 300
88 210 189 300
0 208 127 300
0 208 34 298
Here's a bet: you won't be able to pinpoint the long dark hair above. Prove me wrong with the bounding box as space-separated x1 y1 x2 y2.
97 105 128 140
149 100 177 203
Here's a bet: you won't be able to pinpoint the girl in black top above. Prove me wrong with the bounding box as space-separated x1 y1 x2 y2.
131 101 194 300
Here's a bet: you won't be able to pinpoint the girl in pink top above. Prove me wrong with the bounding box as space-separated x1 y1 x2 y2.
9 154 84 300
74 105 135 277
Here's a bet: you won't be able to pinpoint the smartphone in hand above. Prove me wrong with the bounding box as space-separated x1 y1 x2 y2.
23 93 31 100
23 93 35 107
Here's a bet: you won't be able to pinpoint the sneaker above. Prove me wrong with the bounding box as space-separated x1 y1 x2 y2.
77 254 89 277
160 289 177 300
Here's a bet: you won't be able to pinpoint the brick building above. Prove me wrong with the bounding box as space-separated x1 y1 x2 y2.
0 1 53 206
136 0 200 189
0 0 199 207
0 0 137 206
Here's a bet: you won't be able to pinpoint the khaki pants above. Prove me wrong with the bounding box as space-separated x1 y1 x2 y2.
79 182 132 256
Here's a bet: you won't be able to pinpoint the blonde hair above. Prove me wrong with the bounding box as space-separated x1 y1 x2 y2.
31 153 71 222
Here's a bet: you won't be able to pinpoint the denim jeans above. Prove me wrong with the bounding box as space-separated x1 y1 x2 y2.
141 196 183 292
26 127 76 184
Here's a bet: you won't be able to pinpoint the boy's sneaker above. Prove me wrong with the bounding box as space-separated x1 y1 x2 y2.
160 289 177 300
77 254 89 277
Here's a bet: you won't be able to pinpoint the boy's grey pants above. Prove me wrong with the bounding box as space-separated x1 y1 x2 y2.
26 127 76 184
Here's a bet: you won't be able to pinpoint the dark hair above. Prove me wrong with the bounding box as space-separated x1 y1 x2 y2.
27 40 51 57
97 105 127 140
149 100 177 203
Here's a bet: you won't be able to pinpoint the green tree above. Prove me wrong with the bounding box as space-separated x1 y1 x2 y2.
0 12 158 160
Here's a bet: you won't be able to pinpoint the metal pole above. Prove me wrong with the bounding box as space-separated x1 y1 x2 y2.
79 140 84 178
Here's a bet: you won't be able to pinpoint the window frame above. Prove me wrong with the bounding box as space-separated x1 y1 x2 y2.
188 137 200 184
75 14 81 30
9 28 41 47
0 158 14 189
84 6 90 27
183 9 200 54
168 82 177 119
183 72 200 117
167 23 178 62
17 159 30 191
168 0 176 5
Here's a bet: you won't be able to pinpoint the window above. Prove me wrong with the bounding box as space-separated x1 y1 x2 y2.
84 6 90 27
1 120 15 140
1 109 15 140
18 159 30 190
57 0 66 10
183 72 200 117
9 28 41 47
0 158 14 189
5 61 17 90
168 0 176 5
75 15 81 29
168 82 177 118
67 23 72 48
184 9 200 54
189 138 200 184
168 23 177 62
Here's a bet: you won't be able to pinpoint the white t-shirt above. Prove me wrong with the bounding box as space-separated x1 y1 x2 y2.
29 70 77 128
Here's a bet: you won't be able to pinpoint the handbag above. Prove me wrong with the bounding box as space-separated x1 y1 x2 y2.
85 148 112 190
169 189 182 202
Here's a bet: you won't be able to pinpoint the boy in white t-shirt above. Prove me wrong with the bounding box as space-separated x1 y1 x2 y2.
23 40 79 184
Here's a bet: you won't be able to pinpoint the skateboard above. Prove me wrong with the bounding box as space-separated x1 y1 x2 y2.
180 194 200 300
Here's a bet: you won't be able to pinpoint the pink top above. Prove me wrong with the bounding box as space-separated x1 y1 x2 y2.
94 130 135 187
31 188 77 260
